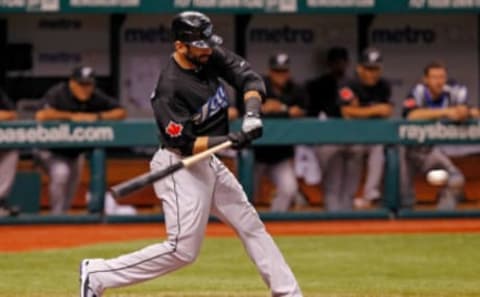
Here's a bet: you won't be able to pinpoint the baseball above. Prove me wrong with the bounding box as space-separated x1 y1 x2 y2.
426 169 448 186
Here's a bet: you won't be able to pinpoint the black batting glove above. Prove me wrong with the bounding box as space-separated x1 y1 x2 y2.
228 131 251 150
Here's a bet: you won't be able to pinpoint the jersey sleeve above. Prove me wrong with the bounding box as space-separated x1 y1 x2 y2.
337 81 357 107
151 88 196 156
42 84 62 109
447 83 468 106
92 89 122 111
402 84 424 118
292 83 309 109
210 47 266 97
381 80 392 104
0 88 15 110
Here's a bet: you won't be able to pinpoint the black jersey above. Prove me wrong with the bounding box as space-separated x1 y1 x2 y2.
43 82 120 112
41 82 120 158
305 73 342 118
151 46 265 156
338 77 391 112
255 76 307 164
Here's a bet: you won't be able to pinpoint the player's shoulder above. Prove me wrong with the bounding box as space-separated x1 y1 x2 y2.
444 79 467 102
156 60 178 92
44 81 68 98
47 81 67 93
444 79 467 91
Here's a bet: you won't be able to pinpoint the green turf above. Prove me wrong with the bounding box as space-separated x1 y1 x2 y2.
1 234 480 297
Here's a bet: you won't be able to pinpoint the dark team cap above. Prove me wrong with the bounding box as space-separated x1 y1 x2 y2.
171 11 223 49
269 53 290 71
71 66 95 84
359 47 383 68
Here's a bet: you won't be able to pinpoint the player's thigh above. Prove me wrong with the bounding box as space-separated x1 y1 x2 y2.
210 156 255 217
316 145 343 169
150 149 215 240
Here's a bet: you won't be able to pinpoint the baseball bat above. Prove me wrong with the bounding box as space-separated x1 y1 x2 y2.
110 140 232 198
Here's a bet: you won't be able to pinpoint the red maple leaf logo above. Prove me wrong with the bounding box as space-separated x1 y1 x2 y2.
165 121 183 138
339 87 354 102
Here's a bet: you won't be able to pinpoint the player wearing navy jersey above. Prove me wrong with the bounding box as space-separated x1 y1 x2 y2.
0 87 19 217
79 11 302 297
400 62 471 210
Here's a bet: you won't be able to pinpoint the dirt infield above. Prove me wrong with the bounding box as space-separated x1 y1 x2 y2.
1 219 480 252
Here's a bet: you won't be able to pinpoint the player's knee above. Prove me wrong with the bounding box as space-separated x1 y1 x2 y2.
448 172 465 188
50 163 70 184
173 248 199 265
282 179 298 198
171 240 200 265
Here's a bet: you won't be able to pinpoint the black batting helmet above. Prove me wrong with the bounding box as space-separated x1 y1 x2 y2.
171 11 223 49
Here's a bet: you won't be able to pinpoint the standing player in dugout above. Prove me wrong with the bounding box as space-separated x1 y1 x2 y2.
80 11 303 297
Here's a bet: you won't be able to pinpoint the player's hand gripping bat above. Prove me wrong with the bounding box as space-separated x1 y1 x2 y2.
110 140 232 198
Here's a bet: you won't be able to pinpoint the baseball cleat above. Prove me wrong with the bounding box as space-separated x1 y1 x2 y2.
80 259 97 297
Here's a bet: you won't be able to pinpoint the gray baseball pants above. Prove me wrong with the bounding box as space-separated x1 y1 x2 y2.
316 145 364 211
0 150 19 200
363 145 385 201
399 146 465 210
255 159 298 212
38 151 84 214
85 148 302 297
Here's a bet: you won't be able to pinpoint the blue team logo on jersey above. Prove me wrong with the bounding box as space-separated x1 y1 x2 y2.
192 85 229 124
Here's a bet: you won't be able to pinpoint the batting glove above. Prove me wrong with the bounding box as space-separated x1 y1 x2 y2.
228 131 251 150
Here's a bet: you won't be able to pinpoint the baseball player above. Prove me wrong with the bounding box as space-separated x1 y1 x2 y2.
400 61 469 210
80 11 302 297
36 66 126 214
0 87 19 217
316 48 392 211
254 52 307 212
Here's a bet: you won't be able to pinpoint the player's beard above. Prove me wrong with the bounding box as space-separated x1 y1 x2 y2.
185 47 210 67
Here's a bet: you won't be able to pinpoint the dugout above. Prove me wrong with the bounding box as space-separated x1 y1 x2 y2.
1 0 480 223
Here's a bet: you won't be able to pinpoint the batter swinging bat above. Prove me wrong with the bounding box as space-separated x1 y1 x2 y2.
110 140 232 198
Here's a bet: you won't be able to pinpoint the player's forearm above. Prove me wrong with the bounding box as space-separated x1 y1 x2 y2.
193 136 228 154
341 106 376 118
35 108 73 121
342 104 391 119
98 108 127 120
0 110 17 121
407 108 447 120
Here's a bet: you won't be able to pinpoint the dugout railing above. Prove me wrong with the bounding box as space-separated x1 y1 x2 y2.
1 118 480 224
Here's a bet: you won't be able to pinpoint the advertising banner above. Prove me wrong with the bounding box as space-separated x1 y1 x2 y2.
245 14 357 83
7 14 110 76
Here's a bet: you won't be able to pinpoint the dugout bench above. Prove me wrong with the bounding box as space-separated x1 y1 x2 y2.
1 119 480 224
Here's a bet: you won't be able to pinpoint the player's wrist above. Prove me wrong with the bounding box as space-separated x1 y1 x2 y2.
244 95 262 118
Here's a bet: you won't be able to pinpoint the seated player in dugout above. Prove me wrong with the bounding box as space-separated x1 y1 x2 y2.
0 86 20 217
35 66 126 214
400 61 479 210
337 47 393 210
254 53 307 212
